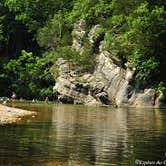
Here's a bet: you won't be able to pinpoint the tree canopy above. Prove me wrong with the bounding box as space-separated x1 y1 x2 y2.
0 0 166 99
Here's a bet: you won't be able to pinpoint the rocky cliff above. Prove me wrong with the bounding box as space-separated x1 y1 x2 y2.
53 20 165 108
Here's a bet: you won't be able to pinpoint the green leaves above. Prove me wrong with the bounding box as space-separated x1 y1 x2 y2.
68 0 112 25
157 81 166 101
0 0 166 99
133 53 159 81
5 0 73 31
3 50 54 99
37 12 72 49
104 1 166 81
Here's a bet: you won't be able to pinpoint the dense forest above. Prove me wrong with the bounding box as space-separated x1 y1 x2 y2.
0 0 166 100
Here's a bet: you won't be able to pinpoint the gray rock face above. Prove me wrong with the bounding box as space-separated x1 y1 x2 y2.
53 20 162 108
88 25 104 45
72 19 86 52
155 93 166 108
53 59 108 106
93 49 160 108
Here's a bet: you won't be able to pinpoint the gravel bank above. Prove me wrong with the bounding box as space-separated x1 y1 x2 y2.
0 104 36 124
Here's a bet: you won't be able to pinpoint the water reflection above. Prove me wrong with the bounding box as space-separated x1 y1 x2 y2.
0 103 166 166
51 106 129 165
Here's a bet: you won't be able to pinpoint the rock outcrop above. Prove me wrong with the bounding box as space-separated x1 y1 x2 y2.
53 58 104 106
53 20 163 108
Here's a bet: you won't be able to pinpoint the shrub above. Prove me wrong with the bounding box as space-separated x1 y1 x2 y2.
103 2 166 81
4 50 54 100
37 13 72 49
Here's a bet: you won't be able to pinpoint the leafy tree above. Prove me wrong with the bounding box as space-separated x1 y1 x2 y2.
68 0 112 25
5 0 73 31
4 50 54 100
104 2 166 81
110 0 143 15
37 12 72 49
0 0 166 99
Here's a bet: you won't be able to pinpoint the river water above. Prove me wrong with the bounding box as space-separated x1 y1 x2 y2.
0 102 166 166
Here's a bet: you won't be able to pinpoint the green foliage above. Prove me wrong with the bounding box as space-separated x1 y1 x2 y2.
45 46 95 73
79 48 95 71
37 12 72 49
0 0 166 99
110 0 142 15
44 46 78 62
157 82 166 101
158 82 166 94
68 0 112 25
132 54 159 81
5 0 73 31
104 2 166 81
3 50 54 100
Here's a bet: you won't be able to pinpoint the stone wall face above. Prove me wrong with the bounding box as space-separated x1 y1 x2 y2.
53 20 164 108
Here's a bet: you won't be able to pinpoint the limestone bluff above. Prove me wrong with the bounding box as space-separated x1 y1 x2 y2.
53 20 165 108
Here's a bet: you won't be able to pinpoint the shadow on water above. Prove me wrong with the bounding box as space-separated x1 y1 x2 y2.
1 102 166 166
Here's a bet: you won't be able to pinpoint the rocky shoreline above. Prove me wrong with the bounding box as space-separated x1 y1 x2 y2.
0 104 36 125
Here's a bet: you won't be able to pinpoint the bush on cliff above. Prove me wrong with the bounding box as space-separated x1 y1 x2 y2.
104 2 166 81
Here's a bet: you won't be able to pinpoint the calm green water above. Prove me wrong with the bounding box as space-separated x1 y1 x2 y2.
1 103 166 166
